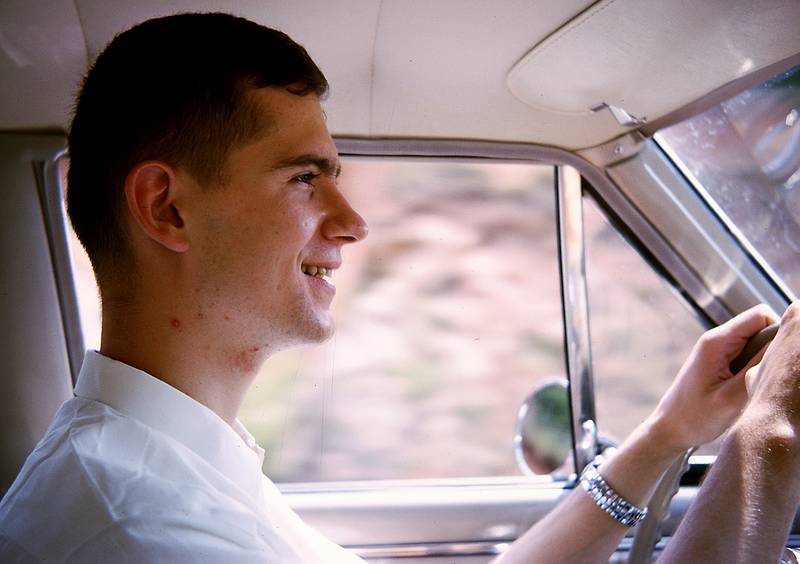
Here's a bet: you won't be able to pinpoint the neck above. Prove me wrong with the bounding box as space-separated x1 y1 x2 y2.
99 294 268 427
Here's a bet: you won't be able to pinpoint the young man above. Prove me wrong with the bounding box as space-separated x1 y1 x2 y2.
0 12 797 564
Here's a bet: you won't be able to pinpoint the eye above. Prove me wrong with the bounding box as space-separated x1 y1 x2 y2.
293 172 318 187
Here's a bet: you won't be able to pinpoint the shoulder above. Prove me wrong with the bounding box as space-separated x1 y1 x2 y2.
0 398 303 563
0 398 200 560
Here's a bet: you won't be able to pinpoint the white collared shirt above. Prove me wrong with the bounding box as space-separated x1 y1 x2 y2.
0 351 365 563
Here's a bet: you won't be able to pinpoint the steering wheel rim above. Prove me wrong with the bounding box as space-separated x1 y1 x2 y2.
627 448 695 564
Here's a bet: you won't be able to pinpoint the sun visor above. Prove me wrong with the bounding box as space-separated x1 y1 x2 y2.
506 0 800 122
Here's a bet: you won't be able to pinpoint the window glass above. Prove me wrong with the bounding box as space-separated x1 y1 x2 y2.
583 196 715 454
657 65 800 296
241 159 566 482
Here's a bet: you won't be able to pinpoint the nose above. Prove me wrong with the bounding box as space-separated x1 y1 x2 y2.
321 189 369 244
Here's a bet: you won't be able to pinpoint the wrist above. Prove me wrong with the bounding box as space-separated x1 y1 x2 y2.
580 461 648 527
596 416 688 507
637 412 693 459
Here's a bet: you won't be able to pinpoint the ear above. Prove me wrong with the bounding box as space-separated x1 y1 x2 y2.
123 161 190 253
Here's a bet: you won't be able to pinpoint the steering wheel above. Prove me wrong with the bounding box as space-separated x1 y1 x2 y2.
627 448 694 564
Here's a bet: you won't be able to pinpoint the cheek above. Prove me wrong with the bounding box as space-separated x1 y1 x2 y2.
271 204 320 248
198 199 319 282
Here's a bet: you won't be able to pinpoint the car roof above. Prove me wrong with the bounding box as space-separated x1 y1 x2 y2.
1 0 799 149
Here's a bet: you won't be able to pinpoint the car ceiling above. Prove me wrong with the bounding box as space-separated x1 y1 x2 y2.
1 0 799 150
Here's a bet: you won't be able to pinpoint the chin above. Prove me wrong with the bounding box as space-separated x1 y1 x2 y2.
312 319 336 343
297 314 336 345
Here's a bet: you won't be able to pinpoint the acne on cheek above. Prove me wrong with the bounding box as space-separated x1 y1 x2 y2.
170 319 182 330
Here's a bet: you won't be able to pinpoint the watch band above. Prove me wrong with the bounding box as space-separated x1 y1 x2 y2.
580 461 648 527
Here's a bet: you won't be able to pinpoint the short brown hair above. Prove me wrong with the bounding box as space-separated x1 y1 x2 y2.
67 13 328 285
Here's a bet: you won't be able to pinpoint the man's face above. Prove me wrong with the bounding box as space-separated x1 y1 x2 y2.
184 87 367 362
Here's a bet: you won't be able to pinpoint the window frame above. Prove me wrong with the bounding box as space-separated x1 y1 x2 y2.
36 150 85 380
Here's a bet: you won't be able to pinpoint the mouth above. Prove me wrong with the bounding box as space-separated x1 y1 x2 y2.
301 263 337 287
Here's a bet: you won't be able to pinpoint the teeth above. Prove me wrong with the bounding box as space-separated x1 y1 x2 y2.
302 265 333 279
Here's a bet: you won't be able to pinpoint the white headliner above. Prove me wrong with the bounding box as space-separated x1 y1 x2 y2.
1 0 798 149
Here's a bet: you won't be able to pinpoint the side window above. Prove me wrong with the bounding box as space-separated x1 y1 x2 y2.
64 157 569 482
241 159 568 482
583 195 710 453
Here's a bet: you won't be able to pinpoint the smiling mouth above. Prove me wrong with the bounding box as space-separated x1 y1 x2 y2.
301 264 335 286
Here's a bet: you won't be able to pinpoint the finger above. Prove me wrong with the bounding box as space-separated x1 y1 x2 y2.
711 305 779 366
717 304 779 342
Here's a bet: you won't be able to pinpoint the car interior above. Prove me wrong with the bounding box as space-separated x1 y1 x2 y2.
2 1 800 562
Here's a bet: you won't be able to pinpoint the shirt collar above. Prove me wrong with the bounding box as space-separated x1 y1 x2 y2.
74 350 265 500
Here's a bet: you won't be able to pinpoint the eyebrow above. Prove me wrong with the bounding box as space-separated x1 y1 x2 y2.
273 154 342 178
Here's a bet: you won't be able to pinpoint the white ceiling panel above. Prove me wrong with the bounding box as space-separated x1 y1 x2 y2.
368 0 602 145
0 0 86 130
0 1 798 149
74 0 379 137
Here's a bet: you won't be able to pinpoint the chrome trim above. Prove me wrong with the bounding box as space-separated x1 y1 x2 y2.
335 138 555 162
284 478 573 547
351 541 507 559
590 103 646 128
578 131 647 169
556 166 597 472
280 475 562 494
33 151 85 383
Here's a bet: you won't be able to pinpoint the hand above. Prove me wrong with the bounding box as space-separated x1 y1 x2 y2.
743 303 800 426
647 305 777 453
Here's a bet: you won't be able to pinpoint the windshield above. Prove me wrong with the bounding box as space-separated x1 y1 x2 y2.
657 64 800 296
